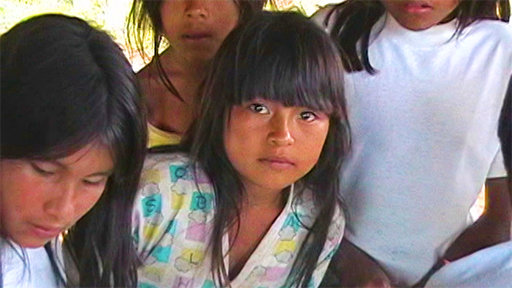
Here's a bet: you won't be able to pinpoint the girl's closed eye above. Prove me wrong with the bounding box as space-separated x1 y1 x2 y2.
82 175 109 186
30 161 57 176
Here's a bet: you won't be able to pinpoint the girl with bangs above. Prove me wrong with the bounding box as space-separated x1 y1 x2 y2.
1 14 146 287
134 11 349 288
127 0 271 147
312 0 512 286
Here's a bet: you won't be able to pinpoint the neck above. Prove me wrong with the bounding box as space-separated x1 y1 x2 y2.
242 184 290 210
150 47 209 105
159 47 210 77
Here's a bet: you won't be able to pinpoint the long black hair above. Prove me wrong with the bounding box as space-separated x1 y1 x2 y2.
1 14 147 287
499 78 512 174
180 11 349 287
318 0 511 73
126 0 270 102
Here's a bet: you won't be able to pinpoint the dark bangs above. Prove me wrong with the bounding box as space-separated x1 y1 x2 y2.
208 11 345 117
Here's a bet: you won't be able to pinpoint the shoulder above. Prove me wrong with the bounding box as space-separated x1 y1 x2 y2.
136 60 155 82
140 153 212 198
134 153 214 245
136 60 174 89
292 187 346 231
291 188 345 264
464 20 512 46
460 20 512 69
142 152 191 175
310 4 340 32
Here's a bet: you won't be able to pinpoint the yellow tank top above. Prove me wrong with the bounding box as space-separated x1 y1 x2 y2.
147 123 182 148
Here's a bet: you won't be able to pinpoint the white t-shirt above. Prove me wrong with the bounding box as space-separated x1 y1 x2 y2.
314 9 512 285
2 241 63 288
425 241 512 287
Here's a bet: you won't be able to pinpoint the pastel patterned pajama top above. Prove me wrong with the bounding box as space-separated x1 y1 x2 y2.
133 153 345 288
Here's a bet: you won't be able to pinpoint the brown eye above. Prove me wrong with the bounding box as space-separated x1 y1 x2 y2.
248 103 270 114
300 111 317 122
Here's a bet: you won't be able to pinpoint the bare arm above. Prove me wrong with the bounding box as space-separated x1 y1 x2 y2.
413 177 511 288
442 177 511 262
320 238 392 288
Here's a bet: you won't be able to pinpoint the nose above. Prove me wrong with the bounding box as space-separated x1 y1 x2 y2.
268 114 295 146
44 182 76 224
185 0 209 19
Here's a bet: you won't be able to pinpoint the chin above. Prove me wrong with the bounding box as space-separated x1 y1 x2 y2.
10 236 51 249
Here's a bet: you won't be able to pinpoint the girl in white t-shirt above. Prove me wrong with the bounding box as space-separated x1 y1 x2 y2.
134 11 349 288
313 0 512 287
0 14 147 287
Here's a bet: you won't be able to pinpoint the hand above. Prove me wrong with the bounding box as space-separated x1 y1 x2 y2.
320 239 393 288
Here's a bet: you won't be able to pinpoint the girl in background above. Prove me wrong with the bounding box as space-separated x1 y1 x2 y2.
127 0 270 147
134 11 349 288
313 0 512 286
1 14 147 287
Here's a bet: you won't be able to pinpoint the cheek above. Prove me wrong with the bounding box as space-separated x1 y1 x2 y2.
72 188 105 222
218 19 238 40
224 108 254 144
216 2 240 33
160 3 181 37
301 123 330 163
451 0 460 7
223 117 258 171
224 126 244 164
1 170 44 212
0 171 43 235
446 1 459 15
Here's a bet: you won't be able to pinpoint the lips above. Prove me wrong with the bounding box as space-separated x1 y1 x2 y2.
403 1 433 13
31 223 64 239
182 32 212 41
259 156 296 170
